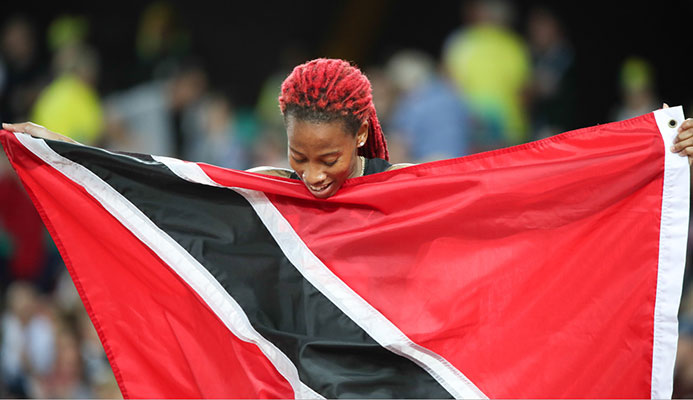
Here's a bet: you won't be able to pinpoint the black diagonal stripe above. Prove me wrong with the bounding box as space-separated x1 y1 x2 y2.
47 141 453 399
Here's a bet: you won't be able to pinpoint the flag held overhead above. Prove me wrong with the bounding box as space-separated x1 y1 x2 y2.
0 106 688 399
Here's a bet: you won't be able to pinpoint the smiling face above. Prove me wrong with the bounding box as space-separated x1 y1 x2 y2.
286 115 368 199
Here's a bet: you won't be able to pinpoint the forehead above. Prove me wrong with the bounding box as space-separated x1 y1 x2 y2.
287 118 353 150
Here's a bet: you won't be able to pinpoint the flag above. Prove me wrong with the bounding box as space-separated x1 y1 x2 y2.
0 107 689 399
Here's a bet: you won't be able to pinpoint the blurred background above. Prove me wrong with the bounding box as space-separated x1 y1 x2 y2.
0 0 692 397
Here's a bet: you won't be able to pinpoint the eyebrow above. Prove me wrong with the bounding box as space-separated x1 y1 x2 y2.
289 147 341 158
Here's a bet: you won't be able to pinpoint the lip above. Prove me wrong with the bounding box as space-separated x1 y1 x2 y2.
306 181 333 197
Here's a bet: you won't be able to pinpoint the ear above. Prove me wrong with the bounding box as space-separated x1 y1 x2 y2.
356 120 368 148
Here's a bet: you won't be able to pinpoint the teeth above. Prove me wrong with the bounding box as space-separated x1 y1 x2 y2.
309 183 330 191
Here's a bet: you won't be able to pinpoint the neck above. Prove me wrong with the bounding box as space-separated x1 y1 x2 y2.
349 155 364 179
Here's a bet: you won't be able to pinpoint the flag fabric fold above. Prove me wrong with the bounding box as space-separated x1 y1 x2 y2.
0 106 689 399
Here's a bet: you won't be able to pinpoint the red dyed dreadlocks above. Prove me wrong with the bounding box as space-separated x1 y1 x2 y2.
278 58 389 161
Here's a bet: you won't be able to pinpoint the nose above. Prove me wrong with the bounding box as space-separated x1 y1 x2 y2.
302 165 327 186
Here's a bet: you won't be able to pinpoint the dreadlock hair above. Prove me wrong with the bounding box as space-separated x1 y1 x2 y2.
278 58 389 161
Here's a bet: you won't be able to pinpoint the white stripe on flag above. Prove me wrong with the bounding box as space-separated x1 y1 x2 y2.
652 106 690 399
155 156 488 399
16 135 322 400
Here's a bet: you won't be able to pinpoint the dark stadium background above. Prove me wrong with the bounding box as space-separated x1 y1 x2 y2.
2 0 691 129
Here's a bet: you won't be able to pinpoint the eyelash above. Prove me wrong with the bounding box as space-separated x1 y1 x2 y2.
292 158 338 167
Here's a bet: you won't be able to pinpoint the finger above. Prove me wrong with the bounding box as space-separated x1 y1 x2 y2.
2 122 21 132
675 143 693 157
3 122 37 134
672 119 693 143
1 122 29 134
671 136 693 153
4 122 48 138
673 129 693 144
678 118 693 133
663 103 670 109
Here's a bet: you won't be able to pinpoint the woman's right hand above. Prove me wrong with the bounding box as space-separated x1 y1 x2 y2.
2 122 78 144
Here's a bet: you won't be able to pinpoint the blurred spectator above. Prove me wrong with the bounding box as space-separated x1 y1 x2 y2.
183 92 250 169
675 332 693 398
75 308 111 388
51 269 114 394
442 0 531 151
0 15 49 122
364 65 405 162
30 43 104 145
46 15 89 53
0 168 54 291
675 289 693 398
253 45 308 168
526 6 576 140
0 154 10 287
251 128 290 170
103 59 208 157
611 57 658 122
34 326 92 399
386 49 473 163
365 66 396 129
133 1 190 84
0 268 120 398
1 282 56 398
255 45 307 133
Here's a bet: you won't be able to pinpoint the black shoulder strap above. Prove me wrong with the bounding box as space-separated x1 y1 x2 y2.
364 158 392 175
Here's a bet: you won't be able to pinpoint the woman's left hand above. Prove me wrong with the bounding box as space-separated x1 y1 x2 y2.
671 118 693 166
665 104 693 165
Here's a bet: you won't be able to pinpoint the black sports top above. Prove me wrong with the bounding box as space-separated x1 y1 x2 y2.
289 157 392 180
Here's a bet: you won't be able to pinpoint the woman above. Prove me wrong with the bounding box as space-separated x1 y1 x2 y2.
3 58 693 199
247 58 412 198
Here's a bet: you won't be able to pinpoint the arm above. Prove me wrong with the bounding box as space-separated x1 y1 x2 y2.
387 163 416 171
245 166 294 178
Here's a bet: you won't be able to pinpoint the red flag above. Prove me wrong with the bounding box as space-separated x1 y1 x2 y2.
0 107 688 398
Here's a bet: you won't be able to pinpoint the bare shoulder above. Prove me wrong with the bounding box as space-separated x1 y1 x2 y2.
246 166 294 178
386 163 417 171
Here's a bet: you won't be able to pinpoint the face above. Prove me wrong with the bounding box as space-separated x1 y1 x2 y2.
286 116 368 199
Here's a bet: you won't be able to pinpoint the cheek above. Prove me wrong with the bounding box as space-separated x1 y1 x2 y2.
289 159 301 175
330 159 354 181
290 156 355 186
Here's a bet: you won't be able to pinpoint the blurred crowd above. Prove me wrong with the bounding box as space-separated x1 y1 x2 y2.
0 0 692 398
